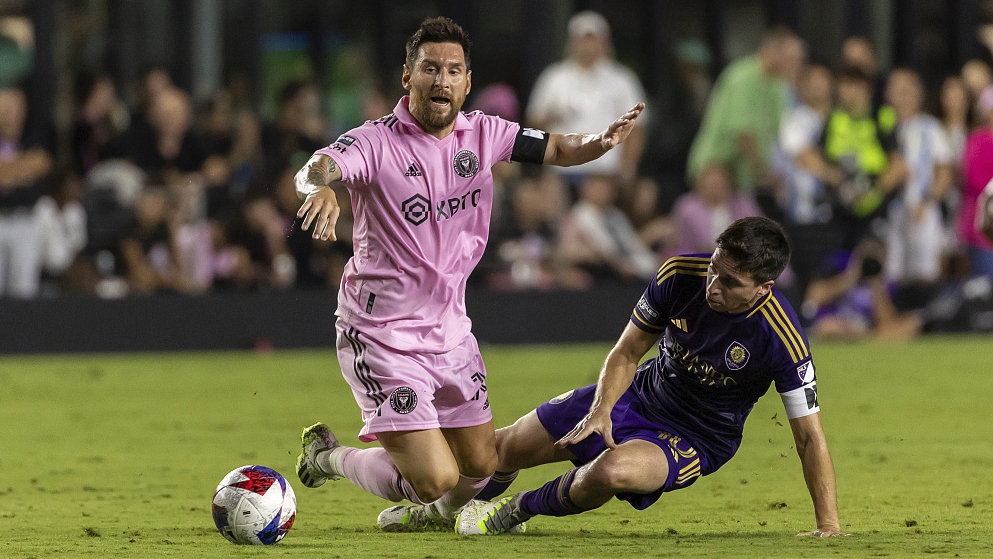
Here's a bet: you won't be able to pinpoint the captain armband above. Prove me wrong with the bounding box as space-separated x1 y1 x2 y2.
780 382 820 419
510 127 550 164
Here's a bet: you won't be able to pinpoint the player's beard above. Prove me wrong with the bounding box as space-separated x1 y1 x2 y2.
409 89 466 132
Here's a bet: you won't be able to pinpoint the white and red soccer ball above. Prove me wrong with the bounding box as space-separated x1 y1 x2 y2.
212 465 296 545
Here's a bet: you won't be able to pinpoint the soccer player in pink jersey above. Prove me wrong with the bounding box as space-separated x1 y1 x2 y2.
293 17 645 532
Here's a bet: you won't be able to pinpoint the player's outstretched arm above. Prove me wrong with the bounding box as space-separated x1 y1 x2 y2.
295 154 343 241
789 413 849 537
542 103 645 168
556 322 657 450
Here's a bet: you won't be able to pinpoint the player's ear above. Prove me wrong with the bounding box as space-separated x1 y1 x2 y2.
401 65 412 91
758 280 774 298
465 69 472 96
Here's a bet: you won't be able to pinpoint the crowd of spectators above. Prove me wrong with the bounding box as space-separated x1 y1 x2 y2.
2 11 993 336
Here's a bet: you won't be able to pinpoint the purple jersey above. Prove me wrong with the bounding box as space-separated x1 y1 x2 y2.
315 97 547 352
629 254 819 470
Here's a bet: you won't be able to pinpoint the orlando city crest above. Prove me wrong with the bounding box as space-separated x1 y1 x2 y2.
389 386 418 414
724 341 750 370
453 150 479 178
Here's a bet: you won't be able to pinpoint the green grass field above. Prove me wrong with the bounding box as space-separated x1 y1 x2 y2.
1 338 991 558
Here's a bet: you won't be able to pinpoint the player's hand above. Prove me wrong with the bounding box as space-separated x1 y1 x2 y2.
297 186 340 241
796 528 851 537
598 103 645 150
555 409 616 450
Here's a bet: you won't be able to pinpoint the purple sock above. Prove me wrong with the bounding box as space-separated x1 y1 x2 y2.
476 470 519 501
519 469 587 517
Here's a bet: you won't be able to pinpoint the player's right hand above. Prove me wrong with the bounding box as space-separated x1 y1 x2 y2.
298 186 340 241
555 409 616 450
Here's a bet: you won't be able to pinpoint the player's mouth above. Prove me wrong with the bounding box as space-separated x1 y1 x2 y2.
430 96 452 109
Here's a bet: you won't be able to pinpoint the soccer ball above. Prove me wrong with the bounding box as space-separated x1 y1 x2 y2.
211 465 296 545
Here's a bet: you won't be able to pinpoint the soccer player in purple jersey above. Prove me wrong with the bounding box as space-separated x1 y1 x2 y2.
457 217 847 537
292 17 644 532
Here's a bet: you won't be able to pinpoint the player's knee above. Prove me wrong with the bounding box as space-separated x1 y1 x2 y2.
464 448 498 478
586 455 646 493
408 470 460 503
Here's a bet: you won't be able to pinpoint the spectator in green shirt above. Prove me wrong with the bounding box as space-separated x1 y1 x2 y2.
687 26 805 193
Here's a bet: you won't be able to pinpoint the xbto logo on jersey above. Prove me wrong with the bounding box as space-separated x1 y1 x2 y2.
401 194 430 226
453 150 479 178
400 189 483 225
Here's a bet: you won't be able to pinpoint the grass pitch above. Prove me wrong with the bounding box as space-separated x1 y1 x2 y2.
1 337 991 558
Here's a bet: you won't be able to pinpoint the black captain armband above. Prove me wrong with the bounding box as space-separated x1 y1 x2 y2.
510 127 550 164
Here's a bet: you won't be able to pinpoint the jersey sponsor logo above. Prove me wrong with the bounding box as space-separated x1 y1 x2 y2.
453 149 479 178
797 361 815 384
637 296 660 321
522 128 546 139
549 389 575 404
671 339 737 386
401 194 430 225
336 135 356 146
436 189 482 221
404 162 423 177
804 383 818 410
389 386 418 414
725 341 750 371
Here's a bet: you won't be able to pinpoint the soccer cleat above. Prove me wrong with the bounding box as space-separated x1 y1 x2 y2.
296 423 341 488
456 494 530 535
377 505 455 532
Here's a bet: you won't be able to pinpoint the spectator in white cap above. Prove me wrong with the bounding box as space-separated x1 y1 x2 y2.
526 10 648 186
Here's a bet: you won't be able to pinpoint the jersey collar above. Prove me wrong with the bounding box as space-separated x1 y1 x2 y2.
394 96 473 138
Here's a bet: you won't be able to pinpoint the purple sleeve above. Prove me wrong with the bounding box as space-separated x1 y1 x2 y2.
630 266 670 334
314 125 382 185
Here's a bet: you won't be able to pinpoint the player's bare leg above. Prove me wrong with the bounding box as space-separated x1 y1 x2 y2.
475 411 576 501
376 423 498 531
458 440 669 535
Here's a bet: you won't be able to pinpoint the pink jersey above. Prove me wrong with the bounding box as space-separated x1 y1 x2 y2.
316 97 522 352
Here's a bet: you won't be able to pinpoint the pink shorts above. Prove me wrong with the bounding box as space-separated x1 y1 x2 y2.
335 319 492 442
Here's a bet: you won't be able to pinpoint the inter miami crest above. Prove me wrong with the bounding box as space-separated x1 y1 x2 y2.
389 386 418 414
453 150 479 178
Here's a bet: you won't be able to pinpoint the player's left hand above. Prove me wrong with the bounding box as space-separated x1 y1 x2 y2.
796 528 851 537
555 409 616 450
598 103 645 151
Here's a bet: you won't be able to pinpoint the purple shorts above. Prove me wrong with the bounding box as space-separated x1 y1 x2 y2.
536 384 707 510
336 318 492 442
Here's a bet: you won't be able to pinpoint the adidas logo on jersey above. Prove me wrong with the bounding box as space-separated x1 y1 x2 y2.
404 163 423 177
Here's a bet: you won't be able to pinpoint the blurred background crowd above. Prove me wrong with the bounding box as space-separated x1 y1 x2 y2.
2 0 993 337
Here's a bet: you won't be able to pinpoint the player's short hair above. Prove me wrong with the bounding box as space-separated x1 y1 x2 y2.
714 217 791 284
405 17 472 69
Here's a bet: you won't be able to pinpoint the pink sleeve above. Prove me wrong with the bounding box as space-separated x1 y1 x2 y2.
314 124 382 186
477 113 520 165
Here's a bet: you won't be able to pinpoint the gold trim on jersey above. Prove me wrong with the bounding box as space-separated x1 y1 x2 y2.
632 310 664 331
758 296 809 363
670 318 689 332
746 291 774 318
656 256 710 285
676 458 702 483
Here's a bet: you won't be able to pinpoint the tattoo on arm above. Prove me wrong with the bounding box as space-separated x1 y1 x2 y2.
308 158 335 187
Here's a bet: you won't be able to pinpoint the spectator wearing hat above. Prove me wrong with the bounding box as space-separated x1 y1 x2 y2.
526 11 648 185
